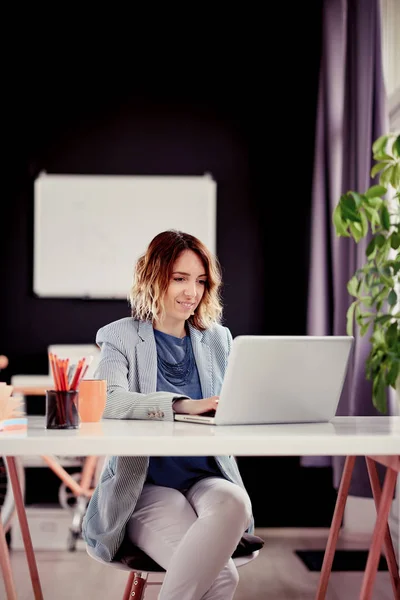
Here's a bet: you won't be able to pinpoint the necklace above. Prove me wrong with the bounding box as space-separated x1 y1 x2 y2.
157 335 195 386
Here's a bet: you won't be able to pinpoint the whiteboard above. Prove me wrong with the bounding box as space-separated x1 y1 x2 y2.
33 174 216 299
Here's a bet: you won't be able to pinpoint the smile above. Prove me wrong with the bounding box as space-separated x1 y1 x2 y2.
177 301 195 309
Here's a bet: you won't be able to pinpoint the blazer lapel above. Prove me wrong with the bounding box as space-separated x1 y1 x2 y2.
136 321 157 394
188 323 213 398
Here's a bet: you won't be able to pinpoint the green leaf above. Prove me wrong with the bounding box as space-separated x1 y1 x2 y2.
376 251 392 271
332 204 349 236
355 300 363 316
371 162 388 178
364 205 381 230
360 298 373 308
385 322 398 346
341 194 356 211
388 289 397 306
381 205 391 230
373 374 387 414
375 153 395 161
349 191 364 206
355 304 363 324
366 237 376 257
365 185 387 198
378 273 394 289
347 275 359 296
368 348 384 368
387 360 400 387
372 328 386 345
360 321 370 336
366 197 383 210
391 232 400 250
374 314 393 324
380 166 394 188
349 222 363 242
391 163 400 189
372 135 389 156
375 234 386 247
341 195 361 222
360 210 368 237
393 135 400 158
346 302 356 336
371 288 383 305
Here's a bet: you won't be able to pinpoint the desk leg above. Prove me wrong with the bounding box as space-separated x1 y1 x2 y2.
6 457 44 600
0 516 17 600
365 457 399 597
359 464 398 600
79 456 97 493
315 455 356 600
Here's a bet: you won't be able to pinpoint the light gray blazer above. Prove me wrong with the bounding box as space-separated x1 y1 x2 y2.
82 317 253 562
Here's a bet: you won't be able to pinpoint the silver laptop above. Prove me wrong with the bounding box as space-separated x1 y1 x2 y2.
174 335 353 425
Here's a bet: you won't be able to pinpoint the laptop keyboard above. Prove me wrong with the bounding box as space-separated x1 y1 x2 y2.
200 409 216 417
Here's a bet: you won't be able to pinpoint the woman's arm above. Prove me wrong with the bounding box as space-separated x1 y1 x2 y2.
98 339 219 419
172 396 219 414
96 335 188 422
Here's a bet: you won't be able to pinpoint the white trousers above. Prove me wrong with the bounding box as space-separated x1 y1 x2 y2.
126 476 252 600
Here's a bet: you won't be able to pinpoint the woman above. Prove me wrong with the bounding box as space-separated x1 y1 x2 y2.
82 230 254 600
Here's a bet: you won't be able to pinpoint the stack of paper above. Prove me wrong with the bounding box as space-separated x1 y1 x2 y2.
0 384 27 431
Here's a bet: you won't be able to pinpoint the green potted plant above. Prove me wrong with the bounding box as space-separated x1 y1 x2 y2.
332 132 400 414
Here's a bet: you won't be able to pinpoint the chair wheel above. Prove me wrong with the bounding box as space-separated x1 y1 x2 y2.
58 472 82 511
67 529 80 552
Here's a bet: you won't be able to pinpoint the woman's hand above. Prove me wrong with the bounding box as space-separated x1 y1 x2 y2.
172 396 219 415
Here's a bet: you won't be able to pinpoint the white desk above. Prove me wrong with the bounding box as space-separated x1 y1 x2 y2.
0 416 399 600
1 415 399 457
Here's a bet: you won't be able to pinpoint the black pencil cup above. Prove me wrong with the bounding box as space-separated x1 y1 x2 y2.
45 390 80 429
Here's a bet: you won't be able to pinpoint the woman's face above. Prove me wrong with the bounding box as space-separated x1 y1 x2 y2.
162 249 207 329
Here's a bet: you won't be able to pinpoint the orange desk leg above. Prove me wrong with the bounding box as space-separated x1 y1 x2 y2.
78 455 97 495
40 455 86 496
315 455 356 600
365 457 399 598
359 463 398 600
6 457 43 600
0 515 17 600
122 572 135 600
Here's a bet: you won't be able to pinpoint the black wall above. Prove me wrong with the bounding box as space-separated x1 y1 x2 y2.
2 7 337 525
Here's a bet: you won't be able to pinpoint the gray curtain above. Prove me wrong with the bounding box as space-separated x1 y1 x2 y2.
302 0 389 496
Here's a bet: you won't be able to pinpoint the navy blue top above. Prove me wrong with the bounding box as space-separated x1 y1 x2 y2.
146 329 221 491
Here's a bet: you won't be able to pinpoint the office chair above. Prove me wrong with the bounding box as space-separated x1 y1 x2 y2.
86 543 259 600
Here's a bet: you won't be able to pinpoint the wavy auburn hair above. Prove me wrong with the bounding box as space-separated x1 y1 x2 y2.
129 230 223 330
